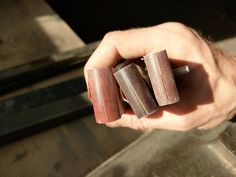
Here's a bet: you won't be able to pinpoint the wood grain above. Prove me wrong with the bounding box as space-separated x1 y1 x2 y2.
114 64 158 118
88 68 125 123
144 50 179 106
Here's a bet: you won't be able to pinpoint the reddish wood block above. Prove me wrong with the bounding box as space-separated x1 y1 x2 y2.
144 50 179 106
87 68 125 124
114 64 158 118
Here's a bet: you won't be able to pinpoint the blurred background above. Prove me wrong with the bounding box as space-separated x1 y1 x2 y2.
47 0 236 42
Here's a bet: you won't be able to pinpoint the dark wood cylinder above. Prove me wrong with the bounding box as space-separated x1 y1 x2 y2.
114 64 158 118
87 68 125 124
144 50 179 106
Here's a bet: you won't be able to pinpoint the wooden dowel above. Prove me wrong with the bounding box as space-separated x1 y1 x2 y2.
88 68 125 124
114 64 158 118
88 51 190 122
144 50 180 106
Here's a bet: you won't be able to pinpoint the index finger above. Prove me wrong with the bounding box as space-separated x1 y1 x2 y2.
84 26 162 82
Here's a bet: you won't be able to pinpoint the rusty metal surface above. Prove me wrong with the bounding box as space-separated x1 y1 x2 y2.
86 121 236 177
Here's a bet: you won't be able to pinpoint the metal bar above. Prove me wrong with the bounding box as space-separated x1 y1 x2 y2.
0 76 92 145
0 41 100 94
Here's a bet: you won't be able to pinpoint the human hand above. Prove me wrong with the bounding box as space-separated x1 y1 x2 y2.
84 22 236 131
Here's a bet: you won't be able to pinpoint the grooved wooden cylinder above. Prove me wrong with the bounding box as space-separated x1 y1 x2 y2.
87 68 125 124
114 64 158 118
144 50 179 106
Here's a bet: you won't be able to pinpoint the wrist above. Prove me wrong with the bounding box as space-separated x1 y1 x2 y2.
216 48 236 87
215 52 236 119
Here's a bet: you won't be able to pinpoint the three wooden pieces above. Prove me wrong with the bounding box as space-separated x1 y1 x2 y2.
88 50 189 123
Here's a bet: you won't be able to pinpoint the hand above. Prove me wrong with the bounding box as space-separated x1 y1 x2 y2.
84 22 236 131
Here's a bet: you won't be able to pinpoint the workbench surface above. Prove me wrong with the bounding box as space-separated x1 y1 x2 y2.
0 1 141 177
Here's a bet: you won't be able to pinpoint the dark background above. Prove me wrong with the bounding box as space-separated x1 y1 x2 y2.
47 0 236 43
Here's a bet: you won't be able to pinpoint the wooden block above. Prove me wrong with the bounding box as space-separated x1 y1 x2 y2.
88 68 125 124
144 50 179 106
114 64 158 118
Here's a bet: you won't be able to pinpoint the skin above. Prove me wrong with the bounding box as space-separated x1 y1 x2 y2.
84 22 236 131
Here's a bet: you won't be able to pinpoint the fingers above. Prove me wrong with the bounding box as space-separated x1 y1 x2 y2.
84 27 154 82
84 23 203 82
197 117 225 129
107 110 209 131
84 22 214 131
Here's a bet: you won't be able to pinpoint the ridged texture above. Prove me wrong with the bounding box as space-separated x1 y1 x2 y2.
114 64 158 118
88 68 125 124
144 50 179 106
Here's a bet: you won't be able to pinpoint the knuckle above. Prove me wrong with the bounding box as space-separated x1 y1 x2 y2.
172 22 190 32
103 30 121 43
84 64 88 73
84 63 91 77
162 22 197 39
163 22 189 31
